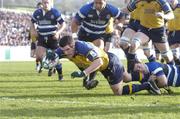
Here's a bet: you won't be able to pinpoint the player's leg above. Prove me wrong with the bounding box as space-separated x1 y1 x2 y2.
110 73 161 95
168 31 180 66
120 28 136 56
102 52 161 95
31 42 40 71
104 33 113 52
150 27 174 65
154 42 174 65
127 31 149 72
142 41 156 62
48 37 64 80
36 46 46 73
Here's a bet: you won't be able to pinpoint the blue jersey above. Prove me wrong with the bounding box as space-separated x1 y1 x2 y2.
31 8 64 36
75 2 123 35
145 62 180 87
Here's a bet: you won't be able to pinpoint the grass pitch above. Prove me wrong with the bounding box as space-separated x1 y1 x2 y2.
0 61 180 119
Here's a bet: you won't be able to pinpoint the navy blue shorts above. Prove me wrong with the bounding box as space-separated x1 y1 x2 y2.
138 25 167 43
127 19 140 32
104 33 113 42
78 28 105 42
101 52 124 85
37 35 58 50
168 30 180 45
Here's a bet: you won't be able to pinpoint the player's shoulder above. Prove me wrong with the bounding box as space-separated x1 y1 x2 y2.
80 2 93 11
146 62 162 69
33 8 42 15
75 41 93 49
106 3 118 10
75 41 94 53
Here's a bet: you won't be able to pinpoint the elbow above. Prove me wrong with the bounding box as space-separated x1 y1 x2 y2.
98 58 104 67
169 13 174 20
166 12 174 20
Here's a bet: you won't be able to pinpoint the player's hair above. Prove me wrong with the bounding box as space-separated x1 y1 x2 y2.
59 35 74 47
36 2 43 9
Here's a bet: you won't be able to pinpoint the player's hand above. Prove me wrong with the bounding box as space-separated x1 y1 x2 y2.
52 32 60 40
155 12 164 19
71 71 86 78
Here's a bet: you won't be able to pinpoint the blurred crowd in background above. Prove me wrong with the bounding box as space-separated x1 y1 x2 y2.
0 10 31 46
0 10 122 48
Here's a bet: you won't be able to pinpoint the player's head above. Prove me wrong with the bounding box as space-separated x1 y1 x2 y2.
59 35 75 58
133 63 148 73
42 0 52 11
94 0 106 11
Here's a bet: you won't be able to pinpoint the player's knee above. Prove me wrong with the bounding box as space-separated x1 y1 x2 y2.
130 37 141 50
120 36 130 49
143 48 151 57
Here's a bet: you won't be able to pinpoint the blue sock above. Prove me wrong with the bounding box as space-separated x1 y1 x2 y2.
55 63 62 75
89 72 97 80
131 71 143 82
122 83 150 95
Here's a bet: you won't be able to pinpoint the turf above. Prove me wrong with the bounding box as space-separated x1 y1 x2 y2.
0 61 180 119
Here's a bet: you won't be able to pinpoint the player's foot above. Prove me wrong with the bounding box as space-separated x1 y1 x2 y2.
84 79 99 90
58 74 63 81
48 69 53 76
164 86 174 94
36 64 42 73
147 80 161 95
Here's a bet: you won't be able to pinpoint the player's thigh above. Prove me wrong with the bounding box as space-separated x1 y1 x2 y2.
133 32 149 44
154 42 170 52
121 28 136 39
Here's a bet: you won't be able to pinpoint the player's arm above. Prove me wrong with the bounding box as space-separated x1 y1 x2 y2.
53 10 66 40
71 57 103 78
30 11 39 40
71 45 103 78
156 0 174 20
84 58 103 76
30 21 38 41
56 22 66 37
121 0 137 14
71 5 88 37
71 18 79 37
